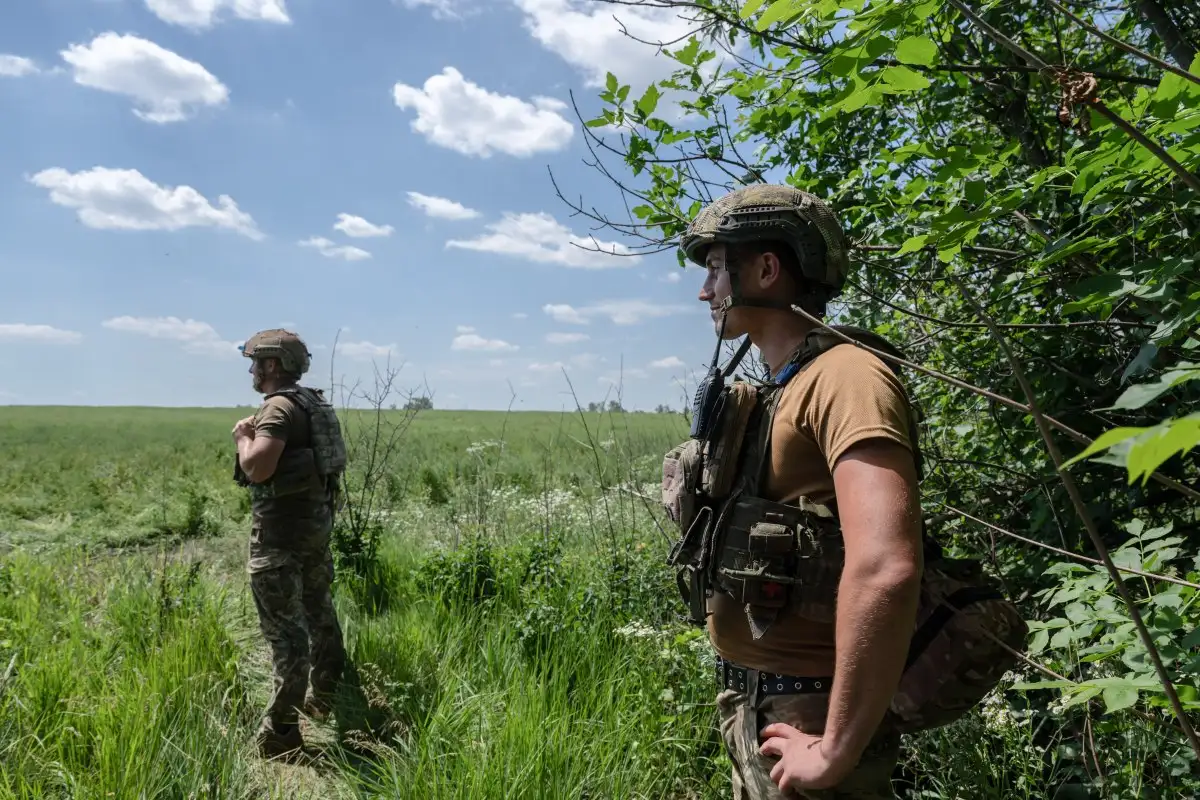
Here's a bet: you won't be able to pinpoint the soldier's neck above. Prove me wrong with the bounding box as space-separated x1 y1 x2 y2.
748 312 816 376
260 379 298 395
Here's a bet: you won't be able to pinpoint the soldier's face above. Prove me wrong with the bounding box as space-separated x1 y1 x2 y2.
699 244 747 339
250 359 268 392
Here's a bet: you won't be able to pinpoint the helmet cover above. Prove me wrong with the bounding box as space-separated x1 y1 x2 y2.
679 184 849 293
240 328 311 376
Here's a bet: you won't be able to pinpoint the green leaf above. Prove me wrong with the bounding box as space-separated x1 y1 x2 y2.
897 234 929 255
880 65 931 92
1107 364 1200 411
756 0 800 30
964 179 986 205
740 0 767 19
1120 343 1159 385
636 83 662 118
673 38 702 68
1062 426 1147 468
1182 627 1200 650
606 72 618 94
1101 683 1140 713
1037 236 1114 268
894 36 938 67
1126 414 1200 485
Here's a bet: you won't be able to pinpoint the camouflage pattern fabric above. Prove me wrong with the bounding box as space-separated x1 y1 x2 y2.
889 559 1029 733
717 688 899 799
678 184 850 292
248 516 346 728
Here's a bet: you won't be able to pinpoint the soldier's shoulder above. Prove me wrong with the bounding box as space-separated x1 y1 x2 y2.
808 340 895 377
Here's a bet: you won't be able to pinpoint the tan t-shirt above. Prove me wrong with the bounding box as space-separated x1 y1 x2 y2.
707 343 915 676
255 394 307 442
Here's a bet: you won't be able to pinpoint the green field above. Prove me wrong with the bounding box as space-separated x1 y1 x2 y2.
0 406 1092 798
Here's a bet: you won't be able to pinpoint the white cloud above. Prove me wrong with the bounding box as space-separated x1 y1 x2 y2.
333 213 393 238
513 0 702 91
663 271 682 283
546 332 589 344
0 55 38 77
397 0 471 20
512 312 529 320
528 360 566 373
488 358 507 367
452 333 518 352
60 33 228 123
456 325 476 334
299 236 372 261
392 67 573 158
145 0 290 29
0 323 83 344
336 340 397 361
542 299 689 326
29 166 262 239
446 211 639 269
650 356 685 369
407 191 480 220
102 315 238 357
543 304 589 325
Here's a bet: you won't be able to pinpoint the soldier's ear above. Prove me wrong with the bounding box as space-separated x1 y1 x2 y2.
759 250 785 289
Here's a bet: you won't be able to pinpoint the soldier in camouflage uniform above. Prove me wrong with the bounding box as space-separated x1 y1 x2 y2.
660 186 1024 797
233 328 348 760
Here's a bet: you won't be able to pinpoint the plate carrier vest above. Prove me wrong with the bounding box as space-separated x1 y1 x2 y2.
235 385 347 513
660 325 1029 733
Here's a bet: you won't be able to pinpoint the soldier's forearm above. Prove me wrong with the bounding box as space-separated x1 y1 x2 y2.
821 558 920 769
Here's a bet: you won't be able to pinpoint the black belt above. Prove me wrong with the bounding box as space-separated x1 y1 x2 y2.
715 655 832 702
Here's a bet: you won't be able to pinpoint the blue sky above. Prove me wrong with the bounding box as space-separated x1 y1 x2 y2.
0 0 721 412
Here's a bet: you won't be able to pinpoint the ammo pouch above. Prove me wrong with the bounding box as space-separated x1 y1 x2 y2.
233 453 251 488
661 382 763 626
713 495 842 629
890 557 1029 733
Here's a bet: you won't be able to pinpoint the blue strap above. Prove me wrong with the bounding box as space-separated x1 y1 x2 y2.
772 360 802 386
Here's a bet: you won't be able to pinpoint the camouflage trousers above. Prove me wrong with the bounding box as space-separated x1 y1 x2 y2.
249 530 346 729
716 681 900 799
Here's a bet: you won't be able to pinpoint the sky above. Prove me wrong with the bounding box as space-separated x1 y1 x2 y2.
0 0 724 412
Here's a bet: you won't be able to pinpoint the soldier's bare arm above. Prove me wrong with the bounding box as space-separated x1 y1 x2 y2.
236 433 286 482
823 438 922 768
235 400 291 483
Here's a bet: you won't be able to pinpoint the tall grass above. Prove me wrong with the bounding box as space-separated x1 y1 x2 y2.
0 406 1071 797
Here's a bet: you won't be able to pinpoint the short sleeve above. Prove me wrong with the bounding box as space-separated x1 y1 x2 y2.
254 396 294 441
794 345 914 470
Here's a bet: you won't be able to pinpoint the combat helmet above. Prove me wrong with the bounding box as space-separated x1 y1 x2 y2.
679 184 850 304
239 328 311 376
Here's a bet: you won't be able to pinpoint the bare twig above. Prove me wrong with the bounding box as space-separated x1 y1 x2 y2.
1045 0 1200 87
947 0 1200 193
942 503 1200 591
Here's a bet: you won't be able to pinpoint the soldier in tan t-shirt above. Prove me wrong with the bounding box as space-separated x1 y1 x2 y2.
676 186 924 798
233 329 347 762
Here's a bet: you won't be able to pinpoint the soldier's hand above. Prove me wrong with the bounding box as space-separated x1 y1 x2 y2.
233 416 256 440
758 722 850 792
